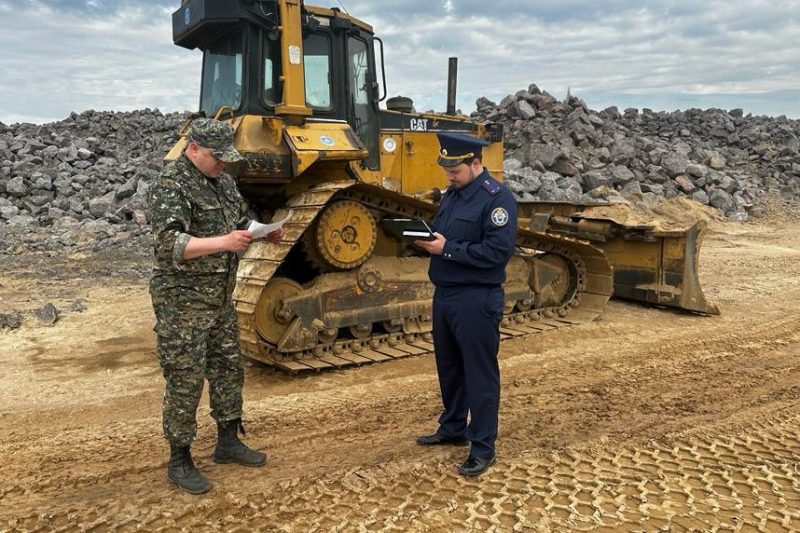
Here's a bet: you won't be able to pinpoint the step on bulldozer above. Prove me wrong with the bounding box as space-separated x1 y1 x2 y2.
168 0 718 372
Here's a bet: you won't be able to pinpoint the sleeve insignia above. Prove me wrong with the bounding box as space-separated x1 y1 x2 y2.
491 207 509 227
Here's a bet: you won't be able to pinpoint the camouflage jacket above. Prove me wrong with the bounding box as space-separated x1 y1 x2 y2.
148 154 248 308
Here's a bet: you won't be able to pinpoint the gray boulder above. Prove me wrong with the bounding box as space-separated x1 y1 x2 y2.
504 157 523 174
685 164 708 179
88 190 116 218
515 100 536 120
691 190 710 205
527 143 562 168
619 180 643 197
707 152 726 170
115 176 138 200
77 147 94 161
610 140 637 164
610 165 636 185
583 170 610 191
539 173 557 193
709 189 735 212
563 183 583 202
0 312 22 329
54 215 81 229
7 214 36 226
505 179 526 195
717 175 739 194
550 157 579 177
520 174 542 194
641 183 664 195
6 176 27 196
33 303 58 325
661 152 689 178
0 205 20 220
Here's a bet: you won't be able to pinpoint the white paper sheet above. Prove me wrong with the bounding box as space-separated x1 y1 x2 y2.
247 213 290 239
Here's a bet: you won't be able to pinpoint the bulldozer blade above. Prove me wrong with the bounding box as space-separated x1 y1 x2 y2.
597 221 719 315
520 201 719 316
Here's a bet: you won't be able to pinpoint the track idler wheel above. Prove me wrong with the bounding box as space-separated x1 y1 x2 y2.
254 277 303 345
305 200 377 271
532 254 576 308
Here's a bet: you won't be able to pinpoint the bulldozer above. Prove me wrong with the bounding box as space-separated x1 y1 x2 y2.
167 0 718 372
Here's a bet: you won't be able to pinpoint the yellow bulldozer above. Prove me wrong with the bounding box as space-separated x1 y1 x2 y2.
168 0 718 371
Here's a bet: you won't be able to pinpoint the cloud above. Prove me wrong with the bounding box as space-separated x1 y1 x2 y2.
1 0 799 123
0 0 199 123
362 0 800 117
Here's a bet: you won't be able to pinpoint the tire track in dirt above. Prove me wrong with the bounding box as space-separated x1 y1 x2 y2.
4 307 800 527
4 218 800 532
5 332 800 532
8 404 800 532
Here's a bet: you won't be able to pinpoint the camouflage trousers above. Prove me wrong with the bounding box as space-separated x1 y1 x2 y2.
152 300 244 446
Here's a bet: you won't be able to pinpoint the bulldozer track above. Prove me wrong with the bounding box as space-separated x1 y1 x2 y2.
233 180 613 372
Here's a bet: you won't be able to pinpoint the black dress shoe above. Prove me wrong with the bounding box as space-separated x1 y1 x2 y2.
458 455 496 476
416 433 469 446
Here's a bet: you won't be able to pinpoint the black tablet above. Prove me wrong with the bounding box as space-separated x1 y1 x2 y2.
380 218 436 241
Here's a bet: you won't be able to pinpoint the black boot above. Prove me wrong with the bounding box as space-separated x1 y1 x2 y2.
213 419 267 467
167 444 212 494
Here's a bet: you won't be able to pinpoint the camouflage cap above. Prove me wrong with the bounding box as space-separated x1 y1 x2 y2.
188 118 243 163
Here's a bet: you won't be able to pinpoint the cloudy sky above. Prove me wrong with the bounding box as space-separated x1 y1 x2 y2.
1 0 799 124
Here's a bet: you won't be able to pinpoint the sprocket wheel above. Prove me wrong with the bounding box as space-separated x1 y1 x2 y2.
304 200 377 271
254 277 303 345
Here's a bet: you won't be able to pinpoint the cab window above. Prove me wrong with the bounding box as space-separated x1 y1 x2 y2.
348 36 378 168
303 33 332 109
200 30 242 117
262 31 281 105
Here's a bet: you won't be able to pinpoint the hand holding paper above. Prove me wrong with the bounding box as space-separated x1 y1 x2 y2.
247 212 290 240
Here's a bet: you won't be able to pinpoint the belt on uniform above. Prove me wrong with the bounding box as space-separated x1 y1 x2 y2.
434 284 501 294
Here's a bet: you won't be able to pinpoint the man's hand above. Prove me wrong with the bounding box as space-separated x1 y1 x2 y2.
224 229 254 252
414 232 446 255
183 230 253 259
265 227 284 244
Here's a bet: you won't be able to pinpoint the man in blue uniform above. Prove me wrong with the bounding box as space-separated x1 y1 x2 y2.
415 132 518 476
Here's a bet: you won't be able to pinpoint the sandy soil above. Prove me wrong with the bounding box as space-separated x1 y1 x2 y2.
2 212 800 533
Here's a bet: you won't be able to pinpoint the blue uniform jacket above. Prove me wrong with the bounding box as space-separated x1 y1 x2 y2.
428 169 518 287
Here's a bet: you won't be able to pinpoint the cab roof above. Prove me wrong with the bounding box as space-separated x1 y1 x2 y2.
305 5 373 33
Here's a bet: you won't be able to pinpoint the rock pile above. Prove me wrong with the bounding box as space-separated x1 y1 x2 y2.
2 86 799 253
472 84 800 220
0 109 186 252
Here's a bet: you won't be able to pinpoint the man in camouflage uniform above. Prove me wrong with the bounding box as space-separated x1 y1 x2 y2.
148 118 282 494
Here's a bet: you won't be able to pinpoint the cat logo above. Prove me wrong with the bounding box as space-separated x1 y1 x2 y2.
409 118 428 131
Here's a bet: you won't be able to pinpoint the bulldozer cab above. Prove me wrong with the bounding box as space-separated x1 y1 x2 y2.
174 0 382 169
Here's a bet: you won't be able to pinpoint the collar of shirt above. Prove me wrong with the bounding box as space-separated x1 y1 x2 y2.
179 154 220 190
453 167 489 201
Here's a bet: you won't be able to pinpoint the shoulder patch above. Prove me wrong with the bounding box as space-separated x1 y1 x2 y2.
491 207 509 227
482 179 501 195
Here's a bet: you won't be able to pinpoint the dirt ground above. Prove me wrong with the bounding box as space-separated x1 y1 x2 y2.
2 210 800 533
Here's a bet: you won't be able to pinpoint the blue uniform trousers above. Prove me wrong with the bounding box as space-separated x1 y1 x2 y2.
432 285 503 459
